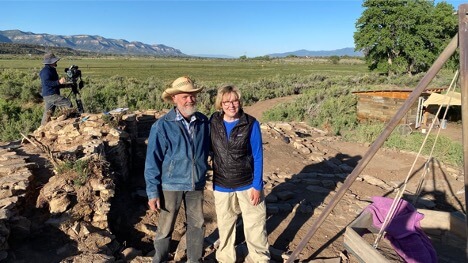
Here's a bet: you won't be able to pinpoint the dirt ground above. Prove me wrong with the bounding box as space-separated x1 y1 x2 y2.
238 96 466 262
4 96 466 263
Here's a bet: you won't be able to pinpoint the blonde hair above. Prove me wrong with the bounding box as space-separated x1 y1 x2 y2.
215 85 242 110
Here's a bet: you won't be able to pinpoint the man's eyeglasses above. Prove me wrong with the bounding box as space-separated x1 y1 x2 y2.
222 99 240 106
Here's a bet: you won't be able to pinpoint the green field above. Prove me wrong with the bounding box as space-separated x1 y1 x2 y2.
0 55 368 83
0 55 462 166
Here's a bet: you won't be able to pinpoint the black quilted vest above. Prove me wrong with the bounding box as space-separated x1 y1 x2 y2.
210 110 256 188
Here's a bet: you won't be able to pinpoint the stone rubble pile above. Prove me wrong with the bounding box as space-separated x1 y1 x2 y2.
257 121 464 216
27 111 160 262
0 147 35 261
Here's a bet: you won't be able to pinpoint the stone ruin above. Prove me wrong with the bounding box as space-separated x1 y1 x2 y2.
0 110 360 262
0 109 465 262
0 110 166 262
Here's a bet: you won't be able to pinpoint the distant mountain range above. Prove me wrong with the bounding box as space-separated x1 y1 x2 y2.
268 48 362 58
0 29 362 58
0 30 185 56
191 54 236 59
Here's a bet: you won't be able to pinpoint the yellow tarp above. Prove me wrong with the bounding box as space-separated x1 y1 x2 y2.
423 91 461 107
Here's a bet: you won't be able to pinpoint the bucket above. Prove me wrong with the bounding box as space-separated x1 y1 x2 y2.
441 119 447 129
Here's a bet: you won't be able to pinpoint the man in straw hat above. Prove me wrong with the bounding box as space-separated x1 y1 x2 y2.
39 52 72 125
145 76 210 262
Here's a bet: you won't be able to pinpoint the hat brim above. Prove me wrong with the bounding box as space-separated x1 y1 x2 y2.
43 57 61 64
161 86 204 102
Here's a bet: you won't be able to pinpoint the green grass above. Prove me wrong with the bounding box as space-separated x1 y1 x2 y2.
342 123 463 167
0 55 368 83
55 158 90 186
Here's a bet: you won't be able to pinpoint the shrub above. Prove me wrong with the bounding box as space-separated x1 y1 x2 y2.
263 75 362 135
0 69 41 102
329 56 340 64
0 103 42 141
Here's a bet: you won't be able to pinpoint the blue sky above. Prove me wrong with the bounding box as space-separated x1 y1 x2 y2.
0 0 465 57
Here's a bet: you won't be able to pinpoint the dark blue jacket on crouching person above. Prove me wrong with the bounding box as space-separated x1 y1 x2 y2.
40 64 63 97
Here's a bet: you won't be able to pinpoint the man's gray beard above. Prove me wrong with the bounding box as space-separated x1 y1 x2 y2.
179 105 197 117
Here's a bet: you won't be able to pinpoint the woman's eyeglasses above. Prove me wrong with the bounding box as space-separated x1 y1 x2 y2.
222 99 240 106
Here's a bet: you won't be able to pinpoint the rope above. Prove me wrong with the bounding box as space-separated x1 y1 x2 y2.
412 71 459 205
372 70 460 248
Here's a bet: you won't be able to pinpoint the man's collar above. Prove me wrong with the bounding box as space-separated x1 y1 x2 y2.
175 107 197 122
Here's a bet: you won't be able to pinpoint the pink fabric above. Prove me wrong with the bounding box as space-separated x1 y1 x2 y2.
364 196 437 263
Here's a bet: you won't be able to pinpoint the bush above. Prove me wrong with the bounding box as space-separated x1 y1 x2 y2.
0 103 42 141
329 56 340 64
263 75 362 135
0 69 41 102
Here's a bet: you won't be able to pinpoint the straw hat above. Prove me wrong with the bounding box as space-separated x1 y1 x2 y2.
162 76 203 102
42 52 61 64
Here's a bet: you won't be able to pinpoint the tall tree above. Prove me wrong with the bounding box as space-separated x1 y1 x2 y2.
354 0 457 75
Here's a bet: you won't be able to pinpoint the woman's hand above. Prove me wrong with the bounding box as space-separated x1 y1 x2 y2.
250 188 261 206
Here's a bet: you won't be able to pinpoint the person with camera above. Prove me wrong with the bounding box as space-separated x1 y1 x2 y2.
144 76 210 263
39 52 72 125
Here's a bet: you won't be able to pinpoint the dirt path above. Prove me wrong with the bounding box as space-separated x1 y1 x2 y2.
243 95 299 122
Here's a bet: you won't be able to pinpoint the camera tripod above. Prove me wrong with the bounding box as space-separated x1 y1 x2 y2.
66 82 85 113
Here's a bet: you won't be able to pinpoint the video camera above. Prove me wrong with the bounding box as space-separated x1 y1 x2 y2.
64 65 84 89
64 65 85 113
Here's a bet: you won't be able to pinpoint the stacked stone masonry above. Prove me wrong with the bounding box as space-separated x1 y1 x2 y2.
0 147 34 261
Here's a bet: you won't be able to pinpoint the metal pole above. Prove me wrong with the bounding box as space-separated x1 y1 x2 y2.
458 4 468 261
285 34 459 263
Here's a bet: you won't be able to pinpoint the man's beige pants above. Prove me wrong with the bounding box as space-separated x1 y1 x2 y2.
213 189 270 263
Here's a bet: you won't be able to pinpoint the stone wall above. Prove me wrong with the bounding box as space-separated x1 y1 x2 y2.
0 147 34 261
0 110 163 261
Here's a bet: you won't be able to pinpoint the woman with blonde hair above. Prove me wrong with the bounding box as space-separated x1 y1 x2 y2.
210 85 270 262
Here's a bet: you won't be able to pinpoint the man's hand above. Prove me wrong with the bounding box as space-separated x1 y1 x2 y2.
148 198 161 211
59 77 67 84
249 188 261 206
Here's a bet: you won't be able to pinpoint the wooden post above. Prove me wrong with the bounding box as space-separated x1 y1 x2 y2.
285 34 459 263
458 4 468 261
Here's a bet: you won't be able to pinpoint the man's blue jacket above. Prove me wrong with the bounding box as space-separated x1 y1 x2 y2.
144 107 210 200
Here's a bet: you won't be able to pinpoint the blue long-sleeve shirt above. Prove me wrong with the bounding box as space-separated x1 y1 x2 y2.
213 119 263 192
